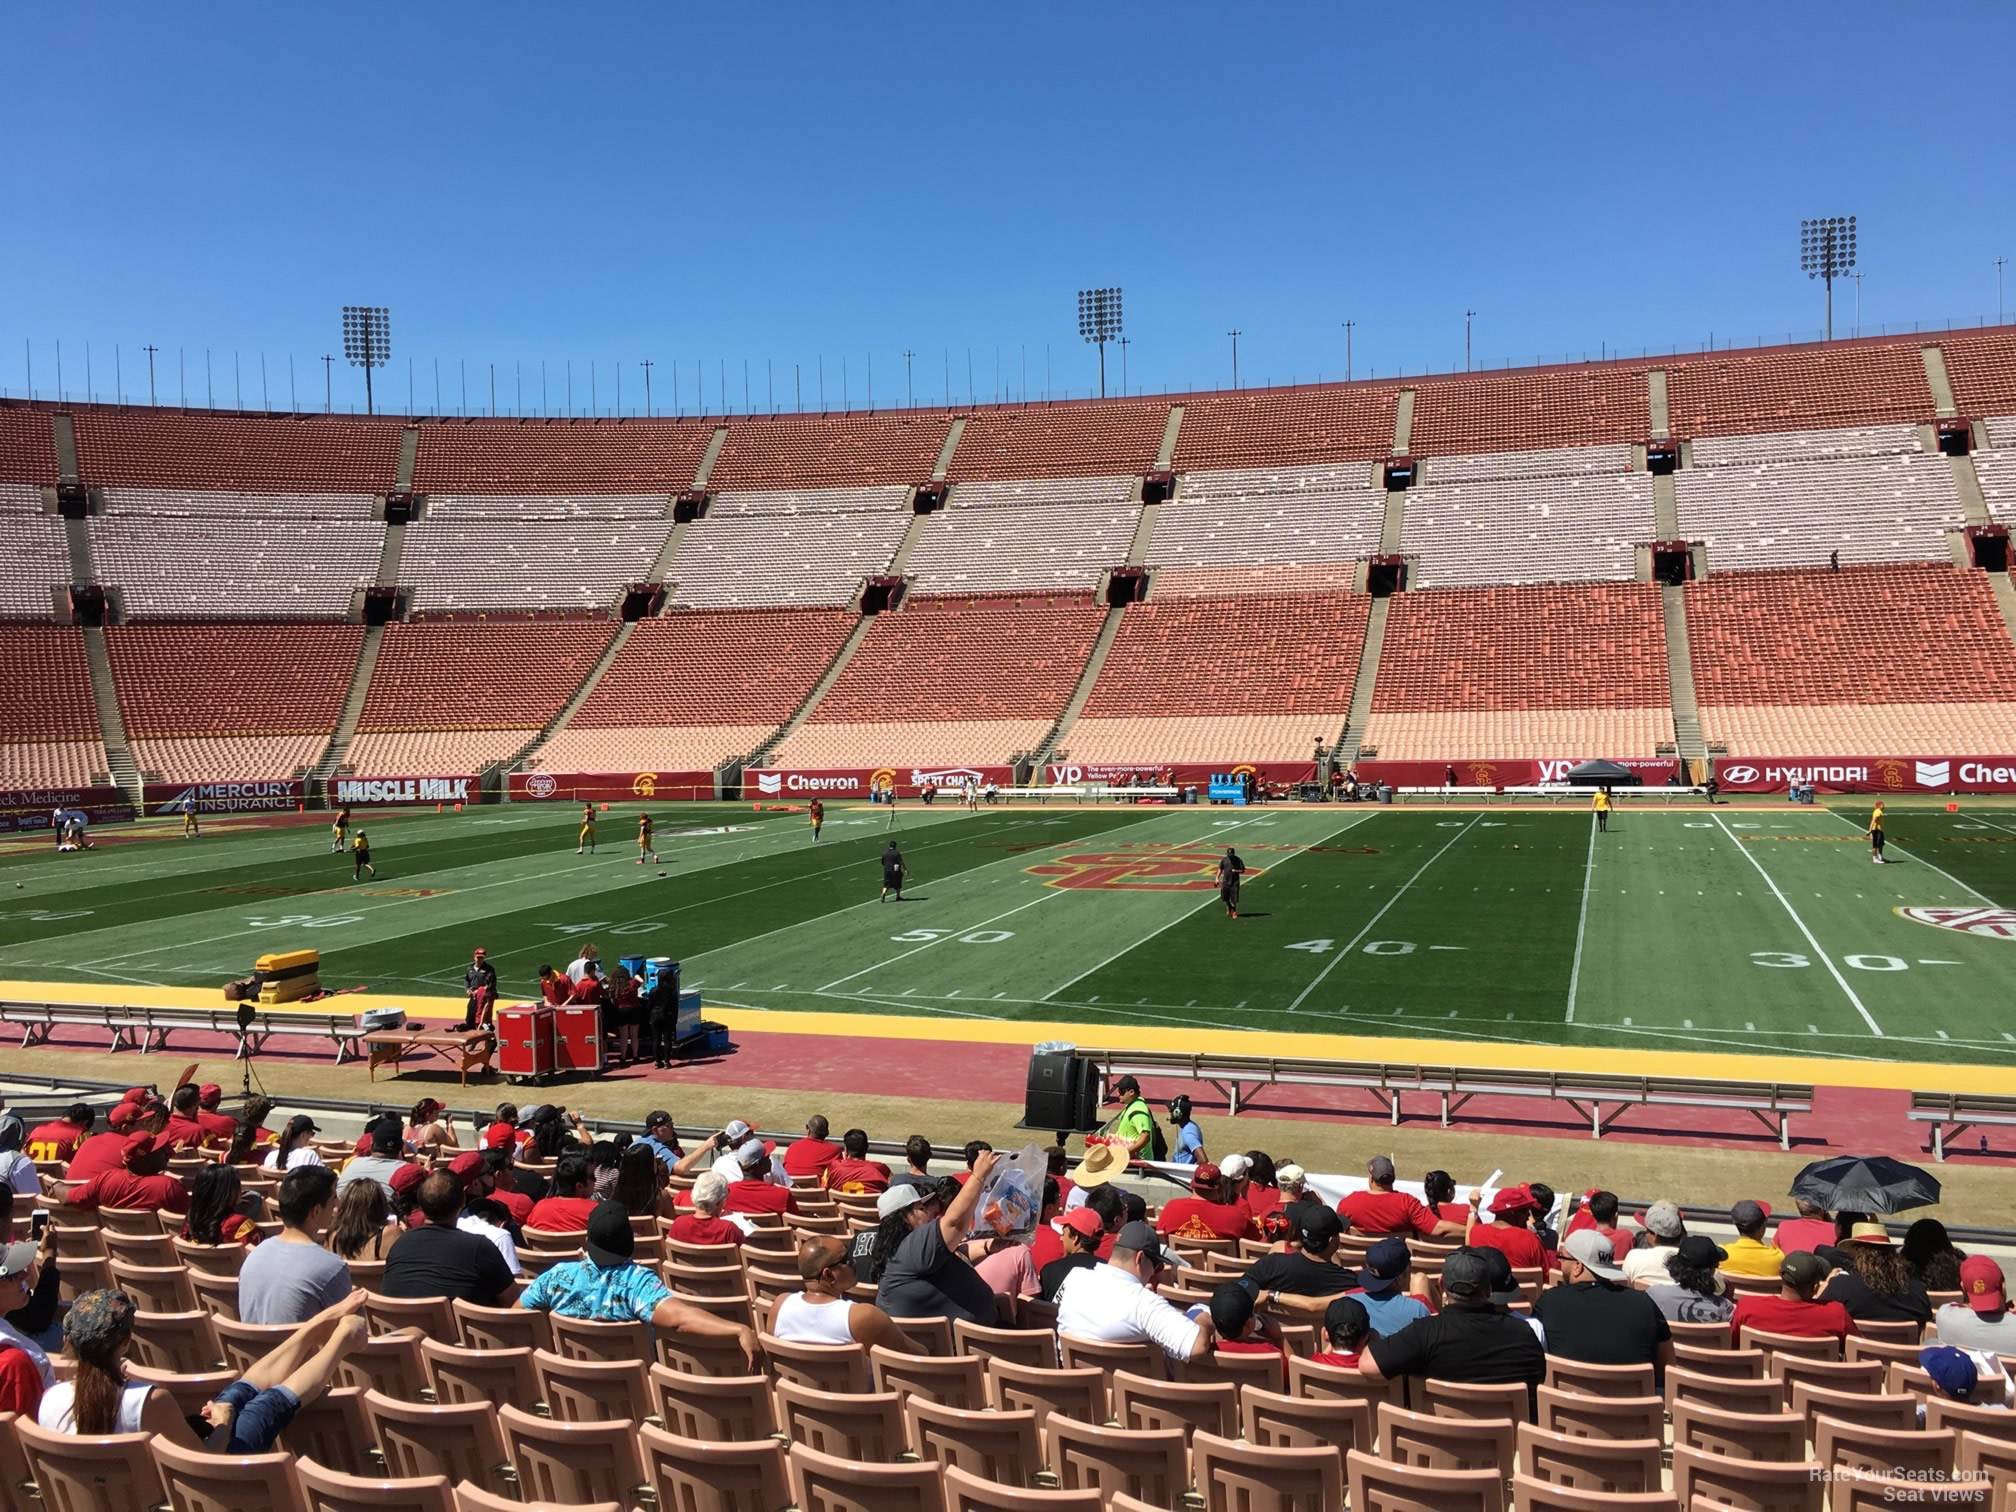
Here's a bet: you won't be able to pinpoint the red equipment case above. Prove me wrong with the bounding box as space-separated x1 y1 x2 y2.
497 1003 556 1084
553 1004 604 1074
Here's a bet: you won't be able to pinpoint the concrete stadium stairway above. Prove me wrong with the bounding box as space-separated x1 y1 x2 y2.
496 619 639 791
736 614 876 774
1334 596 1389 764
308 624 384 792
80 628 140 803
1660 584 1706 770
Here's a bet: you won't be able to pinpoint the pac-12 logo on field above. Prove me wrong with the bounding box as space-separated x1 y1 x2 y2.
525 773 558 799
1027 849 1267 891
631 773 658 799
1895 906 2016 940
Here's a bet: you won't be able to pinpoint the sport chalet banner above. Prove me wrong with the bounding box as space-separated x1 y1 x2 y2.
330 776 479 807
508 770 717 803
143 780 303 815
1353 758 1682 788
1713 757 2016 794
0 785 135 830
1041 761 1319 787
742 765 1017 799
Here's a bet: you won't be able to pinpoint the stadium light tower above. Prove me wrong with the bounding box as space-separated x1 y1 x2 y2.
341 305 392 414
1077 286 1123 398
1800 218 1856 341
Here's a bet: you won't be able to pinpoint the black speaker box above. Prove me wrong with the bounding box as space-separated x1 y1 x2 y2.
1018 1051 1098 1132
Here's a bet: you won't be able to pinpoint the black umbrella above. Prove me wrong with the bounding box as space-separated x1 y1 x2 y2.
1789 1155 1941 1214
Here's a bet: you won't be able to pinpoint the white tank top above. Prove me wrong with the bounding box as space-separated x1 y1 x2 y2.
38 1379 151 1435
772 1292 857 1346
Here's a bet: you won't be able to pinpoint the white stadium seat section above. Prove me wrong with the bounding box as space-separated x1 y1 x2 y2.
661 511 908 609
422 493 671 519
0 515 72 616
1418 443 1634 484
947 475 1140 509
1400 472 1655 587
1689 423 1924 468
1675 451 1965 569
1148 564 1362 598
398 518 671 612
0 483 45 513
708 486 912 516
0 740 108 787
100 488 381 518
1982 415 2016 450
1973 418 2016 528
342 728 539 774
1700 701 2016 757
89 516 386 618
1059 714 1346 766
131 735 329 782
903 503 1141 593
1148 464 1383 570
1360 708 1674 760
527 724 778 774
767 718 1053 768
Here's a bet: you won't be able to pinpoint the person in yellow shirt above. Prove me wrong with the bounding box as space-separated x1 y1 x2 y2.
1868 801 1886 865
577 802 596 855
1718 1198 1787 1279
1592 787 1611 834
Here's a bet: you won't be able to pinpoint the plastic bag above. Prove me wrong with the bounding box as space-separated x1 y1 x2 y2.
967 1141 1045 1243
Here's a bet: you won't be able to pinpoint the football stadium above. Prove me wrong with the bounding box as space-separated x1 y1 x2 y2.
2 7 2016 1509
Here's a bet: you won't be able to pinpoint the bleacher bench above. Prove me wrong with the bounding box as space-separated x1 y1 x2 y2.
1078 1047 1814 1148
0 998 368 1063
1907 1090 2016 1161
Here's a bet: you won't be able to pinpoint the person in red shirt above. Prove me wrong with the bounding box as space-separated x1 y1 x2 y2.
1340 1156 1468 1240
65 1133 190 1218
1563 1189 1639 1255
1200 1280 1289 1387
161 1085 212 1152
724 1140 798 1217
537 965 571 1007
25 1103 94 1164
1772 1199 1838 1257
782 1116 843 1181
668 1171 746 1248
1029 1180 1069 1272
952 1140 993 1187
1466 1184 1550 1276
0 1241 48 1417
1730 1252 1859 1343
1156 1164 1260 1242
67 1102 152 1183
482 1147 534 1229
1309 1294 1375 1368
1046 1147 1076 1209
524 1155 601 1233
1238 1153 1287 1223
824 1128 892 1195
194 1084 239 1144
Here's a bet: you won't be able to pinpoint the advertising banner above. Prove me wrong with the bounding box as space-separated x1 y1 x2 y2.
1039 761 1319 788
0 784 134 831
507 770 717 803
330 775 480 807
1711 757 2016 795
143 780 303 815
742 765 1017 800
1353 757 1683 789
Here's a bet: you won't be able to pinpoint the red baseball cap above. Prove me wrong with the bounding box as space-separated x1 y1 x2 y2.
1190 1162 1223 1191
197 1084 221 1104
120 1088 148 1105
1489 1184 1538 1216
448 1151 488 1182
1060 1208 1104 1239
1961 1255 2006 1313
107 1102 142 1129
121 1131 174 1161
390 1162 428 1197
482 1122 518 1151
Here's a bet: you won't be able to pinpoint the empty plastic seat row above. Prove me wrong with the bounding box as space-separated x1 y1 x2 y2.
0 516 74 617
91 517 385 619
422 493 672 519
1689 423 1924 468
107 624 363 736
1416 443 1636 483
945 405 1169 482
0 739 108 787
1362 708 1675 760
1700 701 2016 756
1060 714 1344 766
397 520 670 613
101 488 382 519
568 609 856 727
1082 593 1368 718
344 729 538 775
411 417 715 494
1147 490 1384 572
662 510 909 609
709 485 912 516
904 504 1141 594
359 620 617 730
1400 473 1655 588
1410 366 1653 454
1665 342 1934 436
708 412 952 490
527 724 775 775
72 410 405 490
768 718 1055 769
1173 386 1402 470
1676 452 1964 570
131 735 329 781
0 628 101 739
947 474 1141 509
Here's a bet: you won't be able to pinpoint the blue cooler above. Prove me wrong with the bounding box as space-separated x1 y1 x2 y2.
643 957 678 995
618 954 647 980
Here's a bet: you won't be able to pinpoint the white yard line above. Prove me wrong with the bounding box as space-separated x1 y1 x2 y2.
1859 817 2008 909
1287 814 1480 1014
1711 815 1883 1037
1564 813 1597 1024
819 892 1062 992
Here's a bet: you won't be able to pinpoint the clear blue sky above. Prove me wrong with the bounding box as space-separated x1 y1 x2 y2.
5 2 2013 415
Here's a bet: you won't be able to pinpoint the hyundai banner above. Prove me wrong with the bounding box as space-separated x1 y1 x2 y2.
1712 757 2016 795
506 770 716 803
742 765 1016 800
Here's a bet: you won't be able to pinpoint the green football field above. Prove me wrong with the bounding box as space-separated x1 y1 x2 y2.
2 797 2013 1068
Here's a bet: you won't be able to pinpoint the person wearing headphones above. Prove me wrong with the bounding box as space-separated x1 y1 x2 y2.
1167 1097 1206 1166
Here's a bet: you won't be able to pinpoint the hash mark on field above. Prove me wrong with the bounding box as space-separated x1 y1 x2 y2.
1683 1018 1694 1029
1745 1021 1756 1031
1808 1024 1819 1034
1937 1030 1951 1040
2004 1033 2016 1043
1087 996 1099 1003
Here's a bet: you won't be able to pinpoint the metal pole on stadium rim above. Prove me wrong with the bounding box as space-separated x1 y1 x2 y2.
1998 256 2007 324
903 349 914 409
1464 311 1474 371
794 363 800 413
261 353 268 410
642 357 653 417
490 363 496 417
1227 329 1241 389
842 355 848 413
745 358 751 414
322 355 333 414
819 356 825 410
1343 319 1354 382
145 344 158 406
1118 337 1129 397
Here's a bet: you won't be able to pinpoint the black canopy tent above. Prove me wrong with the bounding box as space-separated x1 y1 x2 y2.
1561 758 1640 787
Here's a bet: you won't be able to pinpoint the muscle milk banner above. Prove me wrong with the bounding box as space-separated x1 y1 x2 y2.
1713 757 2016 795
0 784 134 831
144 780 303 815
742 765 1016 800
1353 758 1682 789
507 770 716 803
331 776 479 807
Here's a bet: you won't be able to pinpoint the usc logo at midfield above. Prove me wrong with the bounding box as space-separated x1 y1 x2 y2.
1027 849 1268 892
